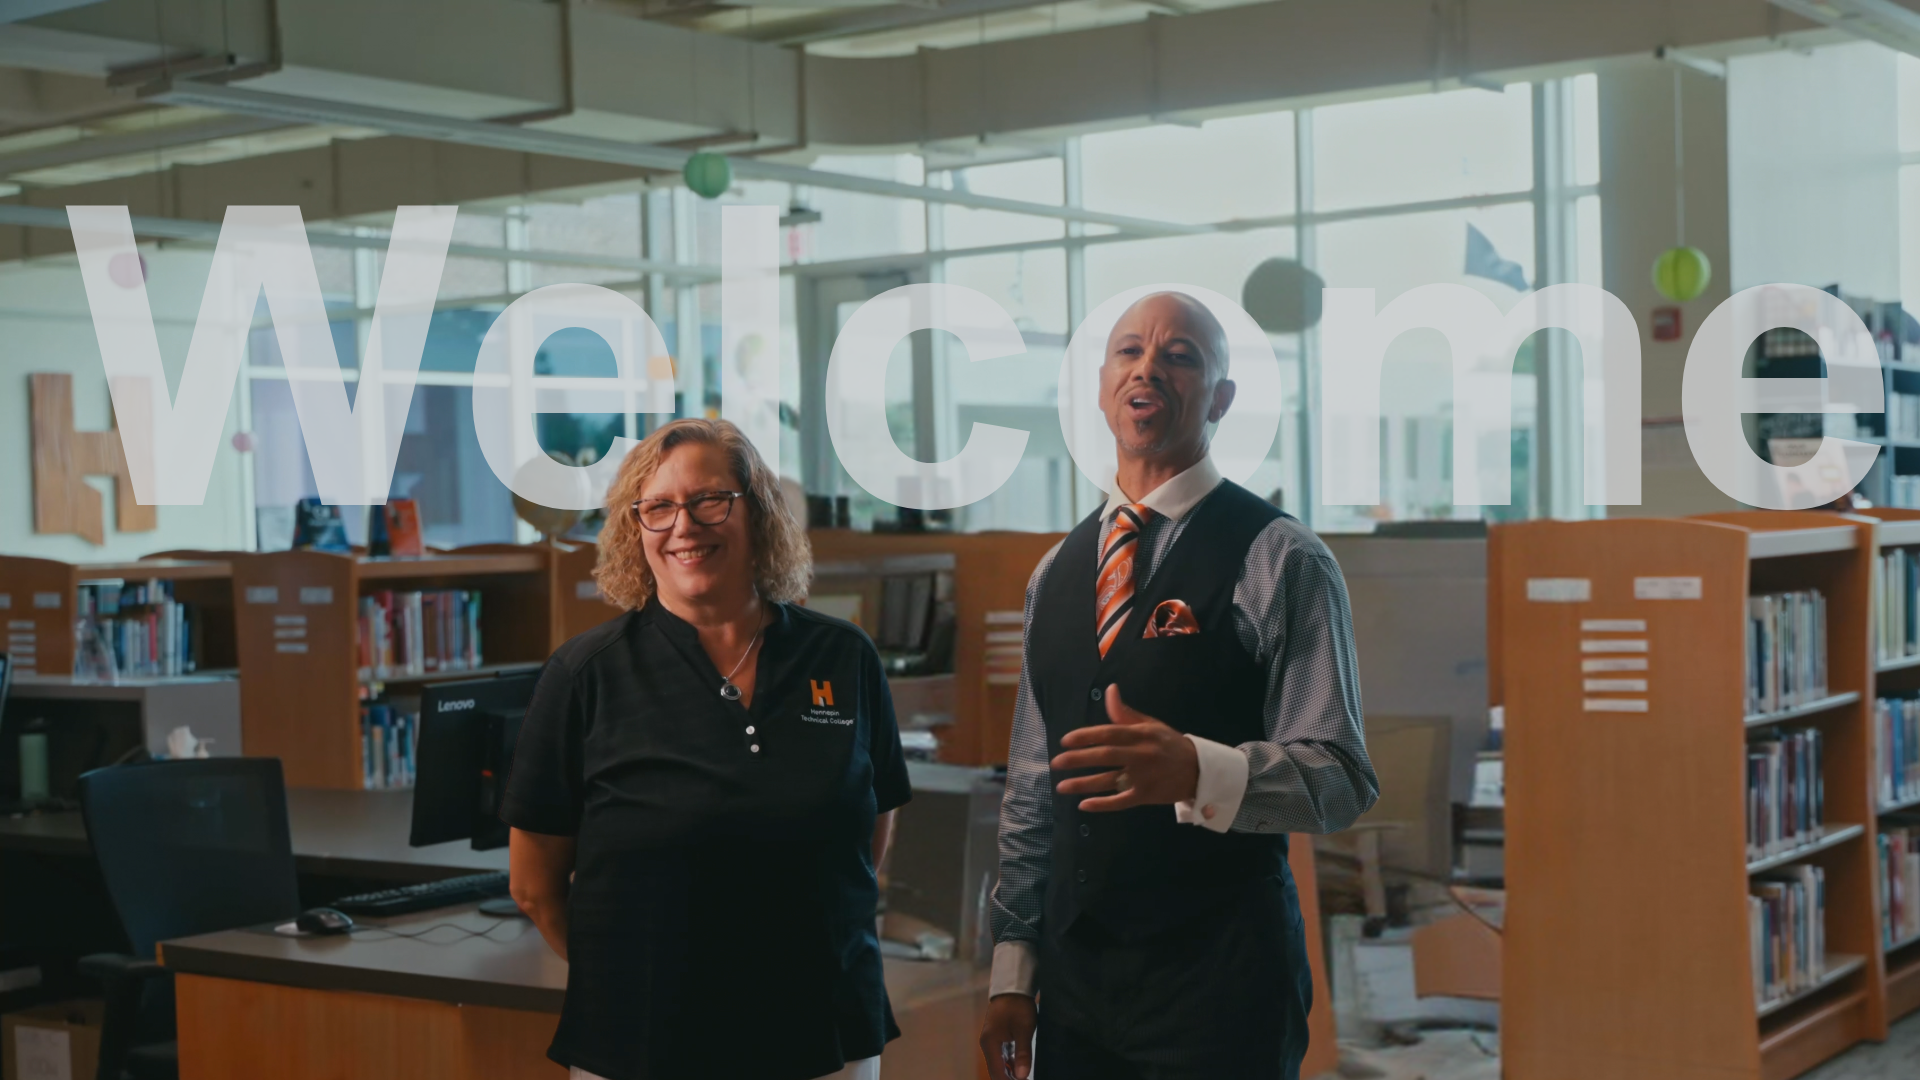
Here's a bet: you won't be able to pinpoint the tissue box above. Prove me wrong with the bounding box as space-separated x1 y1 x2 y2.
2 999 101 1080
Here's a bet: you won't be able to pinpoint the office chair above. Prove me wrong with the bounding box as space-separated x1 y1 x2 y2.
78 758 303 1080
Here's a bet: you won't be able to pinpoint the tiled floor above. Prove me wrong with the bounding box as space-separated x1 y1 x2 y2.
1802 1010 1920 1079
1347 1009 1920 1080
1334 936 1920 1079
1338 1031 1499 1080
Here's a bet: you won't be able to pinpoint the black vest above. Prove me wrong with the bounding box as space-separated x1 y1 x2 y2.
1032 480 1290 942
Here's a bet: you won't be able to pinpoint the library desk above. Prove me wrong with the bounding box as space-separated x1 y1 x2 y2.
0 789 506 973
0 788 506 881
160 904 990 1080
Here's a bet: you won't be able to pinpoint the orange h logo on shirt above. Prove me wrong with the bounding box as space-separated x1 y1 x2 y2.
811 680 834 707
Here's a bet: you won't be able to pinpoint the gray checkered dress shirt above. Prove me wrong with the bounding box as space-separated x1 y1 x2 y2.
990 491 1378 952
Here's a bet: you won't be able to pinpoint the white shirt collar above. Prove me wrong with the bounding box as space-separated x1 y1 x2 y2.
1101 456 1224 524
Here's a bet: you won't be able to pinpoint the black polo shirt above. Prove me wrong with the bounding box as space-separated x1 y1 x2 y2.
501 600 912 1080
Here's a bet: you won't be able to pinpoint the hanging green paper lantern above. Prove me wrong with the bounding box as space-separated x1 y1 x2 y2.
683 152 732 200
1652 246 1712 303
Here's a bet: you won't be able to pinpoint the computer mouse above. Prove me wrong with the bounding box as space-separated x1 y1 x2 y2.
296 907 355 936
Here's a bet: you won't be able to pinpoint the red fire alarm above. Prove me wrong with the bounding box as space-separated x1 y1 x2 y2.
1652 306 1683 342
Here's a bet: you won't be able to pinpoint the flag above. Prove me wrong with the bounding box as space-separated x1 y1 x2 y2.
1465 224 1530 292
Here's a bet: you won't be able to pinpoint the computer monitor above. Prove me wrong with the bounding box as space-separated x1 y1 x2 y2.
408 671 538 851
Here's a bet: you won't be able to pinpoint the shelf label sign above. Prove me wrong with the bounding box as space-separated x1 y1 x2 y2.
1584 698 1650 713
1581 639 1649 652
1526 577 1590 602
1635 576 1703 600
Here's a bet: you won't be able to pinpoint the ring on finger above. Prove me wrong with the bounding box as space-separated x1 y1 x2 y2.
1114 769 1133 792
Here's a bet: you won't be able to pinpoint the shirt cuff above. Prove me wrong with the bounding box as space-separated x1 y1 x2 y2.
990 940 1039 997
1174 735 1250 834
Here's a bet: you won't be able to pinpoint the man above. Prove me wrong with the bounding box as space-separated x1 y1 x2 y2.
978 292 1377 1080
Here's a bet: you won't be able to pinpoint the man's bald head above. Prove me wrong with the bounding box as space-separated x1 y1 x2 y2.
1098 289 1239 470
1107 292 1230 380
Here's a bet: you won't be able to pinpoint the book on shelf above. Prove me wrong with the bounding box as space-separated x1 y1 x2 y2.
359 700 419 790
1880 823 1920 949
74 578 196 679
1877 548 1920 663
1749 864 1828 1009
1875 697 1920 808
1760 327 1824 359
1895 476 1920 511
1747 725 1825 863
385 499 425 558
291 498 351 553
365 499 425 558
1745 589 1828 715
356 589 483 680
1892 392 1920 443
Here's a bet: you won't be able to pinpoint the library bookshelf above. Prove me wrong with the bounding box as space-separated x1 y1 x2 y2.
445 541 622 652
226 545 601 789
0 554 237 678
1844 506 1920 1024
1496 512 1881 1080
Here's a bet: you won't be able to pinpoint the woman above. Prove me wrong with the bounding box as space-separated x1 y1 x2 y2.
503 419 911 1080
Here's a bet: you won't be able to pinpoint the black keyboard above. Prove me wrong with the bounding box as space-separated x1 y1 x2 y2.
331 871 511 916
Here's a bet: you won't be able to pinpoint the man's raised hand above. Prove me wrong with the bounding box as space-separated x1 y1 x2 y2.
1050 684 1199 811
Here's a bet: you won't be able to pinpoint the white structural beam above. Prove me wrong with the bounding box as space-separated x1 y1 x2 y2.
149 81 1208 236
11 0 1841 156
0 113 286 176
0 201 724 280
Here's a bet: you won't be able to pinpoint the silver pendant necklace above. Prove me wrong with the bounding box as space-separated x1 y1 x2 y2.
717 625 764 702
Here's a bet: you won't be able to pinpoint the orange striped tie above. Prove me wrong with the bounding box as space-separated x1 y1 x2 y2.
1097 503 1154 658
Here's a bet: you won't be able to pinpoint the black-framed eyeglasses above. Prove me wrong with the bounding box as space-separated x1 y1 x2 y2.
631 491 743 532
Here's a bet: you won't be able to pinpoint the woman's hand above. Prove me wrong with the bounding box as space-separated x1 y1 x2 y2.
509 827 578 960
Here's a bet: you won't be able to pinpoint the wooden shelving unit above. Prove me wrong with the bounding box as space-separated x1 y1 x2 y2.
1849 506 1920 1028
1495 512 1882 1080
434 541 622 653
0 554 237 677
227 545 581 789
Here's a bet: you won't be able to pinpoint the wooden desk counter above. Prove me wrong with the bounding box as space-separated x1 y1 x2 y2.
162 905 989 1080
165 906 563 1080
162 906 565 1015
0 788 507 880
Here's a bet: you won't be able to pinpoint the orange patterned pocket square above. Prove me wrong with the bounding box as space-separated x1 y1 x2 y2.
1142 599 1200 638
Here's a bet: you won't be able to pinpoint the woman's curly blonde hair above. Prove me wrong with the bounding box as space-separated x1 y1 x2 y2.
594 418 811 611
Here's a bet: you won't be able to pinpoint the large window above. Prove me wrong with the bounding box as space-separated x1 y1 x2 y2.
240 76 1598 545
1901 55 1920 327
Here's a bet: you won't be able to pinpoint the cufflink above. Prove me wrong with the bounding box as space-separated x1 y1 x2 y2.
1202 804 1217 820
